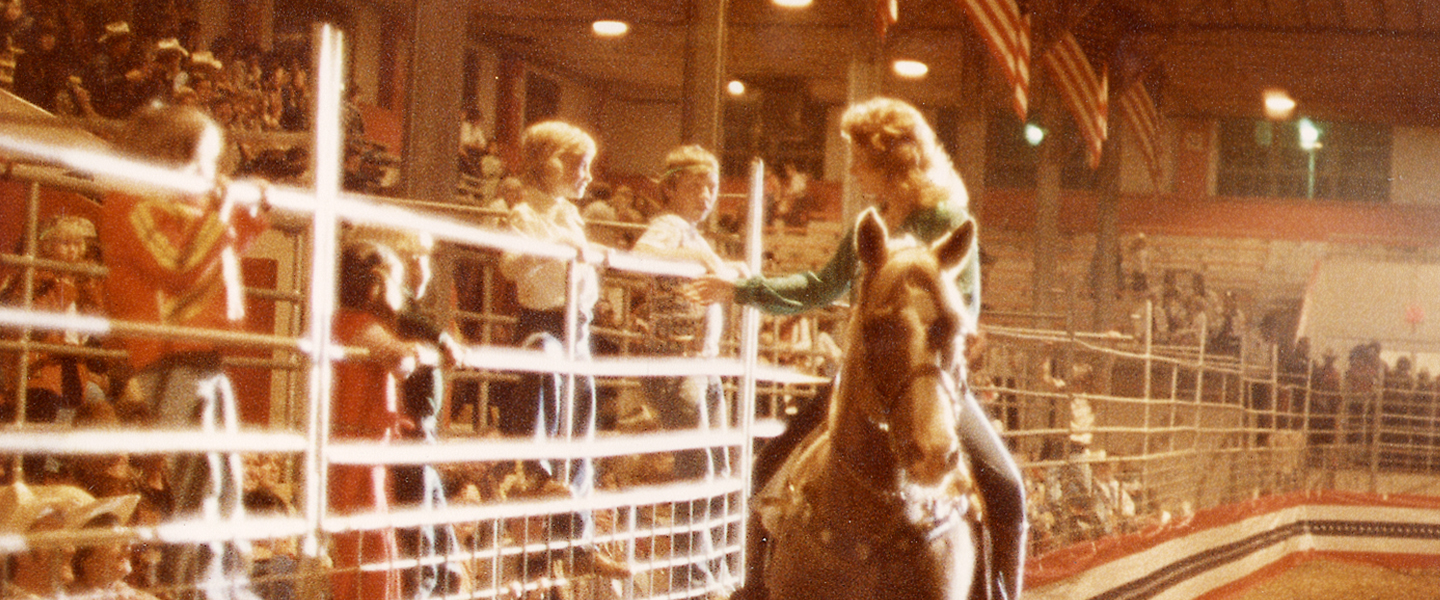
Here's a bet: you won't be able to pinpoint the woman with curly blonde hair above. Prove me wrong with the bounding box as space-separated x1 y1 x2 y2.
690 97 1024 600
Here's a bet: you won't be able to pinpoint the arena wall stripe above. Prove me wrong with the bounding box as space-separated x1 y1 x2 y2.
1024 491 1440 600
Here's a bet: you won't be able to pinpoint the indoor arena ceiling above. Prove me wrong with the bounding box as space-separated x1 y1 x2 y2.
464 0 1440 127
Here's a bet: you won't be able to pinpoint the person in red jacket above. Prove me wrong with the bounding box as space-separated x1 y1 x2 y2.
328 240 442 600
100 104 268 600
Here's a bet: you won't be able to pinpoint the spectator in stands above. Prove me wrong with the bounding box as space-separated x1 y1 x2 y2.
330 240 440 600
579 181 624 247
497 120 631 580
0 0 32 90
458 105 487 174
1208 290 1243 355
1309 349 1341 448
100 104 268 600
54 74 99 119
69 498 154 600
0 483 138 599
130 37 187 107
480 175 521 227
689 96 1025 600
186 50 221 105
242 486 298 600
13 18 66 111
84 21 138 119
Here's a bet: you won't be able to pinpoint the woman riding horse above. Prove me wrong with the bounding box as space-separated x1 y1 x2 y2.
689 96 1026 600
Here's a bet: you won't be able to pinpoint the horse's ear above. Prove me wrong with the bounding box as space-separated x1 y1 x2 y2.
855 208 888 270
932 219 975 270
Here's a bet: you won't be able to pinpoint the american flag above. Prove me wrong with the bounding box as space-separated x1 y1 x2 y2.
1043 31 1107 168
1117 82 1162 188
876 0 898 42
957 0 1031 119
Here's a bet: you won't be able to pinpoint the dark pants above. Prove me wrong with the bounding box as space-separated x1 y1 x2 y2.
500 309 596 449
501 308 598 545
131 353 257 600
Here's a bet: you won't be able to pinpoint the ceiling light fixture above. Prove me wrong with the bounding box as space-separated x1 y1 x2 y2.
892 59 929 79
727 80 746 96
592 20 629 37
773 0 813 7
1263 88 1295 120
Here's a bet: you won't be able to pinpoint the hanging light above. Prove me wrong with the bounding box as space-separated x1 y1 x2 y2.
727 80 746 96
1297 117 1321 150
1025 123 1046 146
592 20 629 37
892 59 929 79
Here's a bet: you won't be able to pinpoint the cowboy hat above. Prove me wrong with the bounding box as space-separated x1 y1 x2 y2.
0 483 139 534
98 21 131 43
154 37 189 58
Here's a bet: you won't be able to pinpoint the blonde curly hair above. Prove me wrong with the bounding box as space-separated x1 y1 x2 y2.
840 97 966 210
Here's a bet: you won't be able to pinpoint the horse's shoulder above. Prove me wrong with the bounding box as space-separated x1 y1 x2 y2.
755 428 832 523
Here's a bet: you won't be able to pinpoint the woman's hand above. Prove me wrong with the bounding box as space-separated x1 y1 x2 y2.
685 274 736 305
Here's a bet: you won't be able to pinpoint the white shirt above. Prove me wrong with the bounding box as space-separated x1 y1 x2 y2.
500 187 599 313
634 213 725 357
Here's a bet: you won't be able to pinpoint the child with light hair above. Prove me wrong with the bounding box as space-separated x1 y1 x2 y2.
0 215 107 444
497 120 631 580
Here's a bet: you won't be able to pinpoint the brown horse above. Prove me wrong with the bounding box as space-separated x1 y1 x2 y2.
755 210 981 600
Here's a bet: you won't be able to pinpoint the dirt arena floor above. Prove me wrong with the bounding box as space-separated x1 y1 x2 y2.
1228 559 1440 600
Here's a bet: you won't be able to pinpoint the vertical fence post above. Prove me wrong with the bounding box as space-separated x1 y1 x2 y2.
10 182 41 481
736 158 765 589
299 23 346 600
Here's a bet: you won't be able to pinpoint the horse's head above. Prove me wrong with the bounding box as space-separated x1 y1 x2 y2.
849 209 975 488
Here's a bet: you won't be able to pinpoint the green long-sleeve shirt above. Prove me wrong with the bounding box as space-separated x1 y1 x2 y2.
733 201 980 325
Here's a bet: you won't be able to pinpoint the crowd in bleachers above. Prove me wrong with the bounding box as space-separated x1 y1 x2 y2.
1 0 318 184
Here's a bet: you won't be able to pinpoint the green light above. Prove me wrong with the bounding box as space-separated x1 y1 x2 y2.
1298 118 1321 150
1025 124 1045 146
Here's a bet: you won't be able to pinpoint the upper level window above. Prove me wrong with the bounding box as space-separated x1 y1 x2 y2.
1216 118 1390 202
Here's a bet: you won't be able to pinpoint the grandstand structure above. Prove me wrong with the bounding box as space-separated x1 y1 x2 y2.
4 13 1440 600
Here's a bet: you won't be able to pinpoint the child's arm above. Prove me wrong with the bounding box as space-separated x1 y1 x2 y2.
348 318 439 377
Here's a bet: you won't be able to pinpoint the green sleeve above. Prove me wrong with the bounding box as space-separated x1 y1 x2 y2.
731 199 980 322
732 225 859 315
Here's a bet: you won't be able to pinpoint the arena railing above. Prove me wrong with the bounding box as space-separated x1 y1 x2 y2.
0 25 816 600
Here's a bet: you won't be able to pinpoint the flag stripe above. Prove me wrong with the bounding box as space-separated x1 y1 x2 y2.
875 0 897 41
959 0 1031 118
1119 83 1163 187
1044 33 1108 168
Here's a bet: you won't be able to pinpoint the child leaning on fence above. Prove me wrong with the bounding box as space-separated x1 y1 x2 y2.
100 104 269 600
329 240 444 600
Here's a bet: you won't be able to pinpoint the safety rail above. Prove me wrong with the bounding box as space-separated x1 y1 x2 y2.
0 25 795 600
